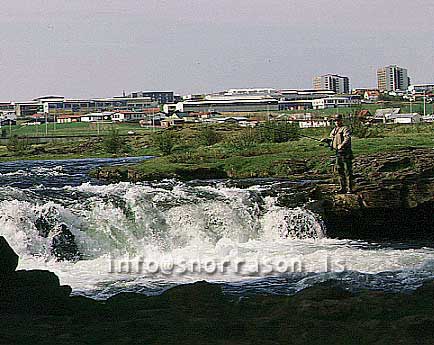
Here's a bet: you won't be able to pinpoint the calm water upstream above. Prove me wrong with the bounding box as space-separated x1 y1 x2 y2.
1 157 434 299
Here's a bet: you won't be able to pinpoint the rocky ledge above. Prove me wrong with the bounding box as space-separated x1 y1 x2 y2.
306 147 434 240
2 236 434 344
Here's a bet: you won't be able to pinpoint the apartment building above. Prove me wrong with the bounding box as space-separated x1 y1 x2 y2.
377 65 409 92
313 74 350 94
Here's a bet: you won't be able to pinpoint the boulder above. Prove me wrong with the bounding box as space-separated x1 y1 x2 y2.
0 236 19 276
51 224 80 261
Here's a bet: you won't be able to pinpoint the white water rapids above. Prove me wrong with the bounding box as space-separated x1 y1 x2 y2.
1 158 434 298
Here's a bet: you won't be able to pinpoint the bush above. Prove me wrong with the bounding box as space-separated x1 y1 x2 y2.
6 135 30 154
152 130 176 155
197 126 221 146
257 121 300 143
103 129 128 153
349 117 383 138
225 128 258 150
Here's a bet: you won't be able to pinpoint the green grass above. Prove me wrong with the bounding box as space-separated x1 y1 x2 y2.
121 123 434 180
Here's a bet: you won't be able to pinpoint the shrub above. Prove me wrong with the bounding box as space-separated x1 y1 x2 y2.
348 117 383 138
197 126 221 146
152 130 176 155
257 121 300 143
225 128 258 150
6 135 30 154
103 129 127 153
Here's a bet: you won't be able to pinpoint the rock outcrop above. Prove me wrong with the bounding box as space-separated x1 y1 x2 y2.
309 148 434 240
0 236 72 313
0 236 19 276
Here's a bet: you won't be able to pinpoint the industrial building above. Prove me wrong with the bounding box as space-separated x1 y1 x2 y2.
7 95 159 118
176 96 279 113
129 91 174 104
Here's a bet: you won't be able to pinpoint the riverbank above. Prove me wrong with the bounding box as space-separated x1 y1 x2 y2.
1 236 434 345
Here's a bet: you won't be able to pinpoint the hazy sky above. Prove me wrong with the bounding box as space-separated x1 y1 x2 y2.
0 0 433 100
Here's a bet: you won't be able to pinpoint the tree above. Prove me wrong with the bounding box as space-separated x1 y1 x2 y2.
103 129 127 153
197 126 221 146
152 130 175 155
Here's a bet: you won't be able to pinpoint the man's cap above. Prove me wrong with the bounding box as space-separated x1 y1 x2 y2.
333 114 343 120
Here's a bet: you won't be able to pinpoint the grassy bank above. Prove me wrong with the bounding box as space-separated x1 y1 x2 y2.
0 135 159 162
2 121 153 137
92 123 434 181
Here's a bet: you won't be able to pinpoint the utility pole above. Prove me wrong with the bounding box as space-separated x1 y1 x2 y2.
152 107 155 132
424 91 427 117
45 112 48 136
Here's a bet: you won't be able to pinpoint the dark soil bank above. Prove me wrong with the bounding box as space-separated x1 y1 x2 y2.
2 236 434 345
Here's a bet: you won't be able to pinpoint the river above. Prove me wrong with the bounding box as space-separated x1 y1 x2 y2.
1 157 434 299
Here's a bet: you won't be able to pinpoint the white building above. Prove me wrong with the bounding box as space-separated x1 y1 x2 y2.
111 111 147 122
0 111 16 121
291 119 330 128
81 111 114 122
312 96 360 109
390 113 421 124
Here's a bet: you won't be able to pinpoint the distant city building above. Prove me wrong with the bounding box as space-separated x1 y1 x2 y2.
313 74 350 94
223 88 277 96
111 110 148 122
11 95 158 118
176 96 279 113
312 96 360 110
0 102 15 113
278 89 335 101
377 65 409 92
129 91 174 104
408 84 434 95
80 111 114 122
364 90 380 102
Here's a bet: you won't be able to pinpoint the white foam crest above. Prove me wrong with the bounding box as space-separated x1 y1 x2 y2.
0 170 30 177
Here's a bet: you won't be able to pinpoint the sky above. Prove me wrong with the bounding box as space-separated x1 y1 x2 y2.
0 0 433 100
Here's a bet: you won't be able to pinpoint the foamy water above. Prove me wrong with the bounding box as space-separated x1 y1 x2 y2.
1 158 434 299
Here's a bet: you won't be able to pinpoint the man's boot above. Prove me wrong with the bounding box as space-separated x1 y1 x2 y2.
336 176 346 194
346 176 354 194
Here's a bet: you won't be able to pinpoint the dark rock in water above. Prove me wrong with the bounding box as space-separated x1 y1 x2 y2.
51 224 80 261
0 236 19 276
34 206 59 238
34 214 52 238
34 207 80 261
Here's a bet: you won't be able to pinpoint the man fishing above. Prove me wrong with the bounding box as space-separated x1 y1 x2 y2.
321 114 354 194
